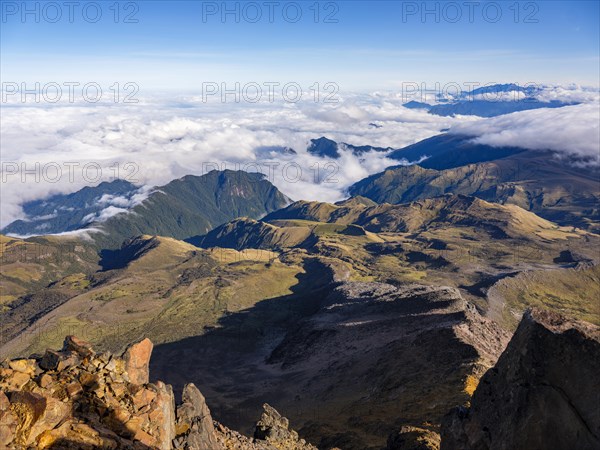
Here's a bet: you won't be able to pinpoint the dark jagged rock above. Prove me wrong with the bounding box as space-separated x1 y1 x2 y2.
254 403 316 448
386 426 440 450
174 383 220 449
441 308 600 450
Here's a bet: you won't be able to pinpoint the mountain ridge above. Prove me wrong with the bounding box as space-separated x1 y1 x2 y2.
349 146 600 231
3 170 291 248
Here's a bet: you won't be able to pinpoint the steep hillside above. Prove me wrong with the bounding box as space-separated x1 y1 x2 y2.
94 170 291 247
2 179 139 236
442 308 600 450
2 171 291 248
191 218 313 251
151 281 509 450
265 200 364 224
349 151 600 231
0 234 99 311
387 134 527 170
0 234 309 359
486 263 600 329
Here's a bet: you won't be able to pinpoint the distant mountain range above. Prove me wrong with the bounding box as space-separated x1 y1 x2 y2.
2 179 140 236
427 99 576 117
402 83 579 117
306 136 393 158
349 134 600 231
2 170 290 247
305 133 530 167
289 132 599 232
4 130 599 243
386 134 527 169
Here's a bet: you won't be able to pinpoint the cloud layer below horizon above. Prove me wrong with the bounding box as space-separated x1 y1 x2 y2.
1 86 598 229
451 103 600 164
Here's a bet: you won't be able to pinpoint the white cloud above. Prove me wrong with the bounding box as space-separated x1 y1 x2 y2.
450 103 600 165
6 227 103 240
471 91 528 102
533 85 600 104
0 94 461 227
1 86 598 229
97 186 155 209
81 206 127 224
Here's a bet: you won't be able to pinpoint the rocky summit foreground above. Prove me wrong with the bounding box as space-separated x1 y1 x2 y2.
441 308 600 450
0 336 316 450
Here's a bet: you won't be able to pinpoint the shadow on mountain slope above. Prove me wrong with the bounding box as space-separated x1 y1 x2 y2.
151 257 510 450
150 257 336 431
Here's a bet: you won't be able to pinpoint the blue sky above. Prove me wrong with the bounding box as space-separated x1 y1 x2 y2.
1 1 599 92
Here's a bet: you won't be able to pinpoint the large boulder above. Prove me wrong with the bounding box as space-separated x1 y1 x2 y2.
174 383 220 449
254 403 317 449
122 337 153 385
441 308 600 450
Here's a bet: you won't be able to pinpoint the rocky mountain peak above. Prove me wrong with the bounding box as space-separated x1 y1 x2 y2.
0 336 316 449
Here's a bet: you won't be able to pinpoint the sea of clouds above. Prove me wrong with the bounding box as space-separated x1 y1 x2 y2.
1 85 598 229
451 103 600 165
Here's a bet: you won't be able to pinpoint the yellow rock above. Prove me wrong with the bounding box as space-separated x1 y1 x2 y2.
37 428 61 449
2 370 31 390
125 415 145 435
0 391 17 447
132 386 157 409
110 382 127 398
8 359 37 375
39 373 53 389
134 428 157 447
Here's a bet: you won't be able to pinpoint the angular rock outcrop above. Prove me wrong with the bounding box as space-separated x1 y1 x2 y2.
254 403 316 449
212 404 317 450
386 426 440 450
0 336 316 449
174 383 220 449
441 308 600 450
123 338 153 385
